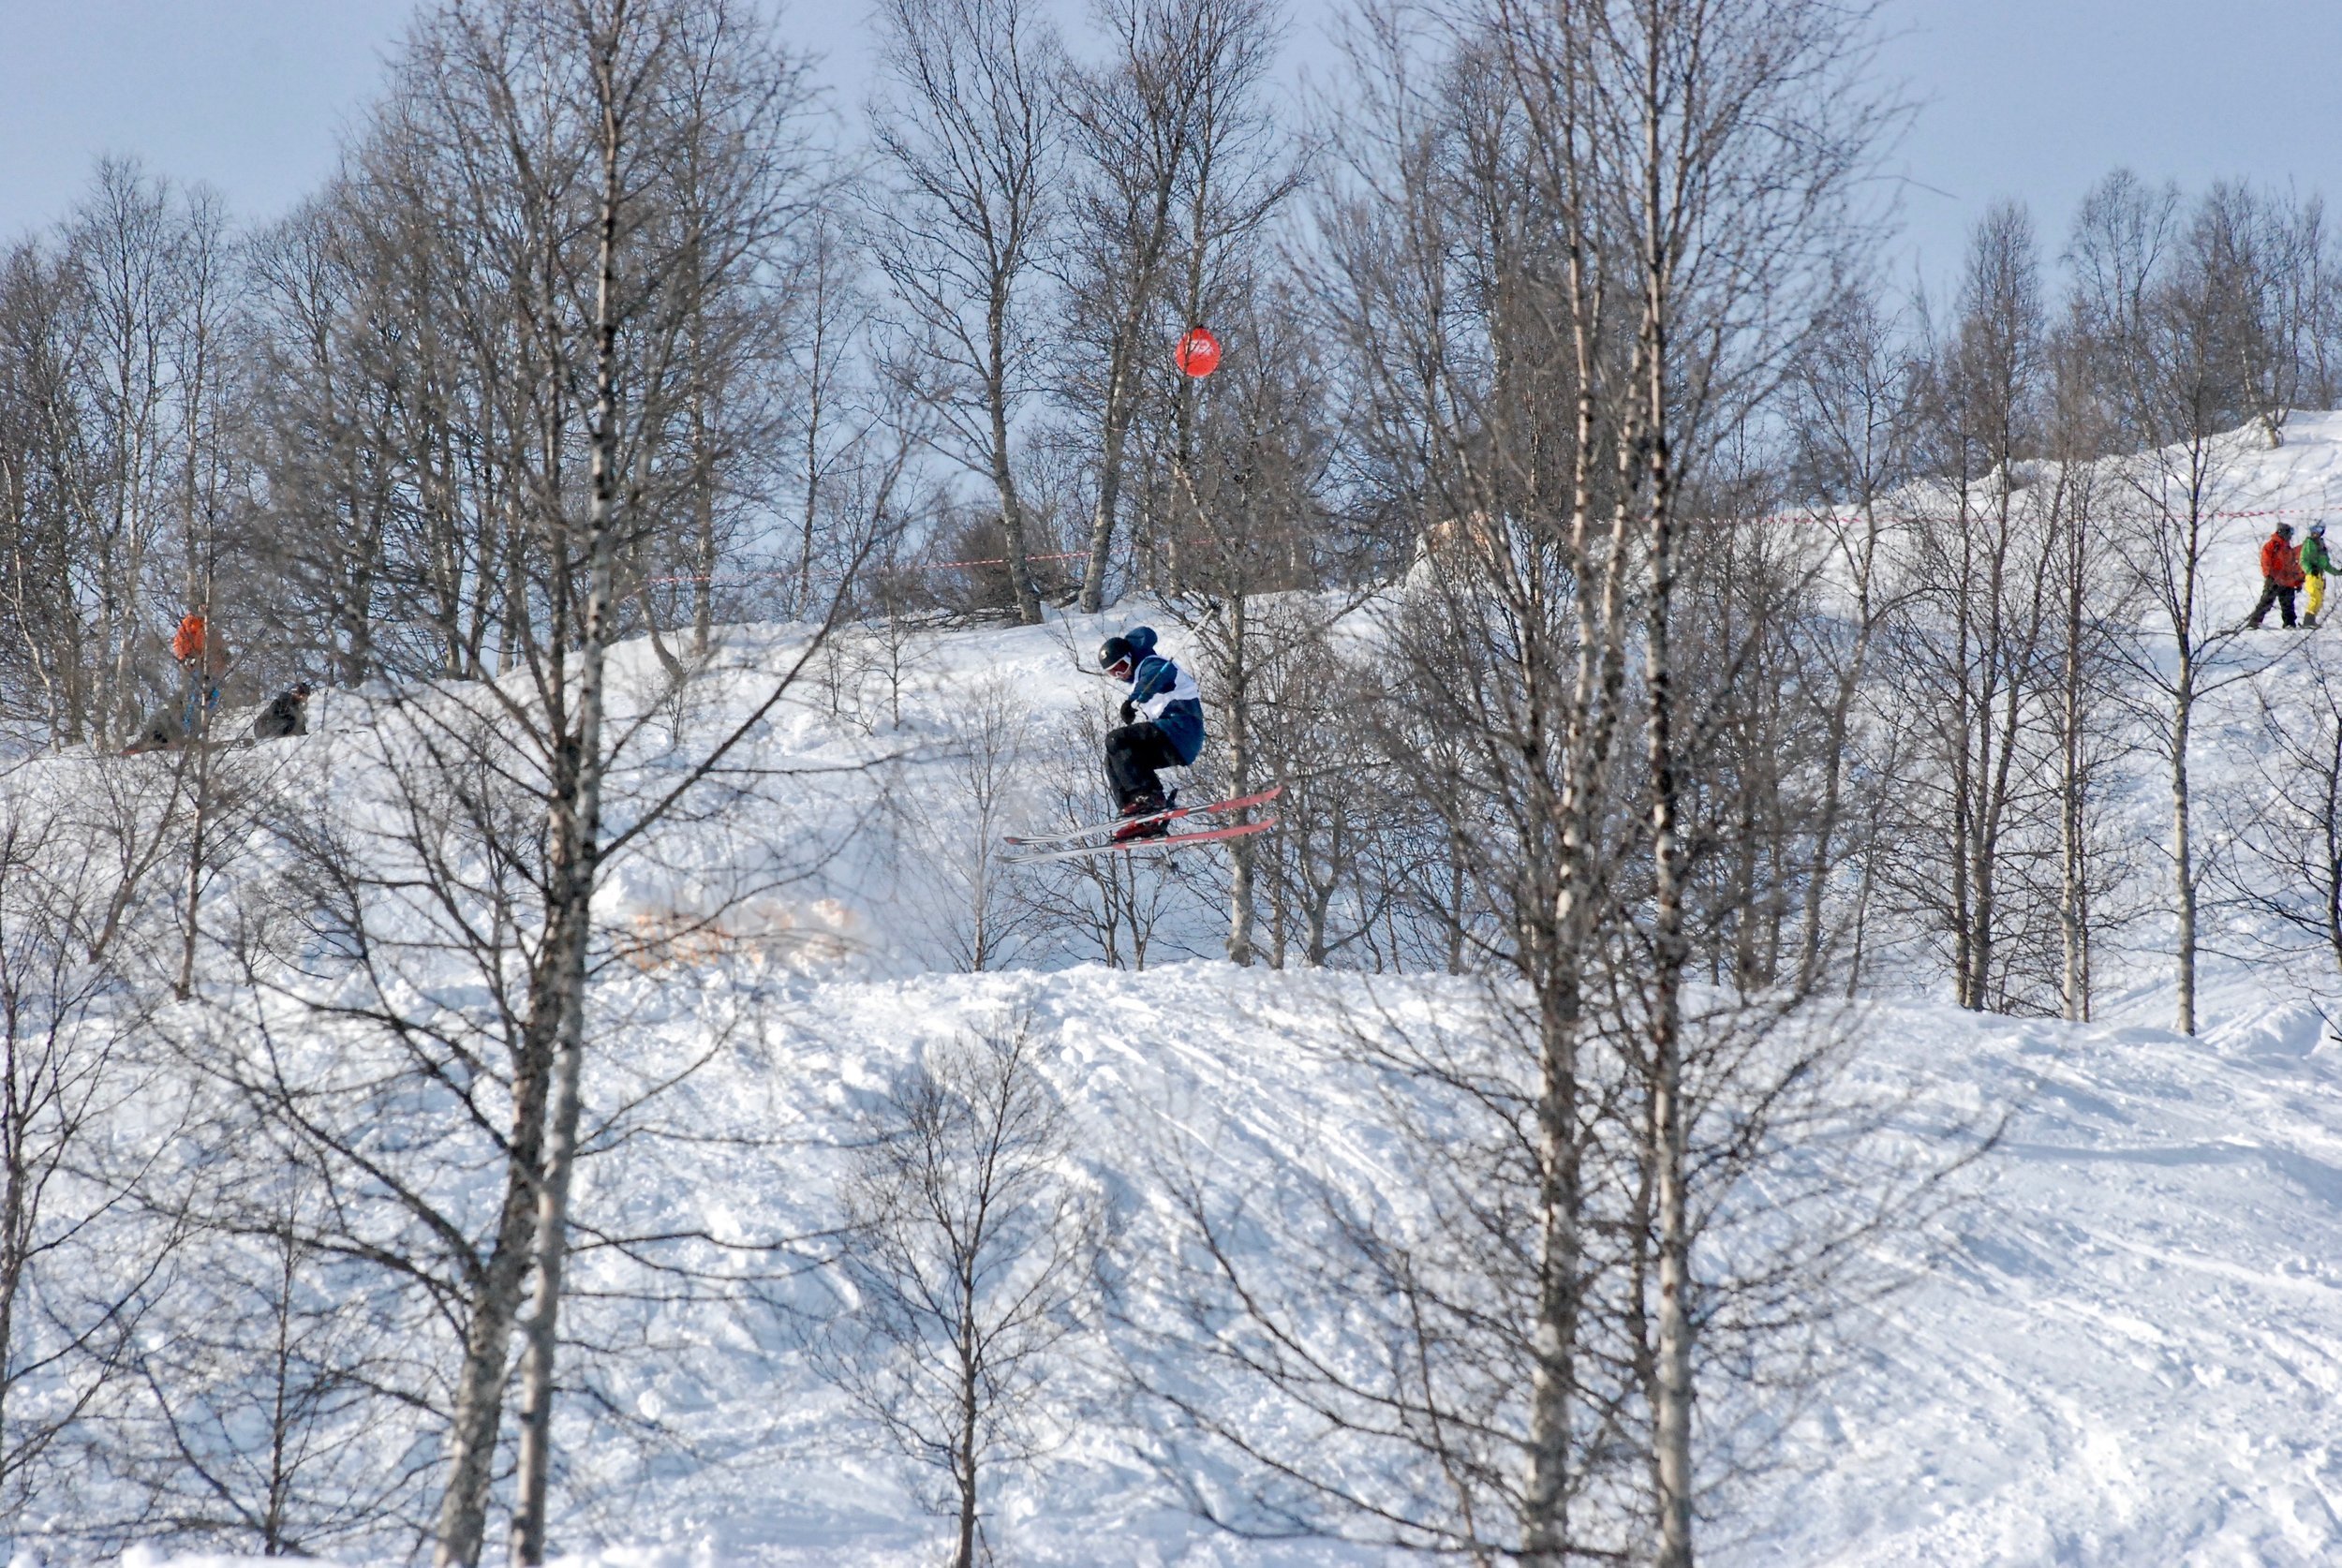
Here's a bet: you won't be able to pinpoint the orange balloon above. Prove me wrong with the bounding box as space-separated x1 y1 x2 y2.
1175 326 1222 377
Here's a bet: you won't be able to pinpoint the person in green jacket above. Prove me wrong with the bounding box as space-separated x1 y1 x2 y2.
2303 520 2332 629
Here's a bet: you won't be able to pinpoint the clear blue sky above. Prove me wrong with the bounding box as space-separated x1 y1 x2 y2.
3 0 2337 292
1867 0 2342 296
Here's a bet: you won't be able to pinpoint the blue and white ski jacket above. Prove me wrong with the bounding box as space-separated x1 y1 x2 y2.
1127 654 1206 764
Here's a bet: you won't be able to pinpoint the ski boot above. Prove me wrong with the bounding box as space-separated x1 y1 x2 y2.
2306 613 2320 630
1112 789 1173 843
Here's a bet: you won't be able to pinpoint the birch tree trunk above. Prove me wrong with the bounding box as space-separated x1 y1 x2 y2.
1079 338 1143 614
986 346 1045 625
1519 984 1584 1562
2172 652 2197 1038
1799 505 1880 993
2060 485 2090 1021
1635 57 1696 1536
431 1037 554 1567
511 13 635 1553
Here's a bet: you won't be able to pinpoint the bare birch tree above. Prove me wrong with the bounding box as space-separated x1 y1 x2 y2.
1884 205 2068 1013
0 163 245 748
1166 0 1908 1559
1060 0 1285 613
822 1018 1103 1568
1785 281 1918 994
2069 170 2297 1036
868 0 1065 625
204 5 840 1561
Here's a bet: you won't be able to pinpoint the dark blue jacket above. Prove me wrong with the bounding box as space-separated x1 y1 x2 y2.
1128 653 1205 764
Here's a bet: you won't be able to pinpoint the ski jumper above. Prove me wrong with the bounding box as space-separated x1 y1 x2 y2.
2251 533 2305 629
2303 532 2331 621
1106 652 1205 810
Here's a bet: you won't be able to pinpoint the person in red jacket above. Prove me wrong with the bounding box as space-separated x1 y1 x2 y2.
171 613 233 731
2249 524 2306 629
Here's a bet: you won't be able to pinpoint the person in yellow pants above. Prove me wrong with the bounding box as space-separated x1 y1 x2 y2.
2305 520 2332 629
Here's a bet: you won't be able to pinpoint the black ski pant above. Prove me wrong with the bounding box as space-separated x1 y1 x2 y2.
2249 577 2300 629
1105 721 1183 808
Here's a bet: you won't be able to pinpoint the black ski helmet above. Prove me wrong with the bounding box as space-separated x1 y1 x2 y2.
1099 635 1137 674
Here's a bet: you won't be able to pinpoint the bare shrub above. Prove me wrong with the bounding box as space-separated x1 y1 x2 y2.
820 1016 1104 1568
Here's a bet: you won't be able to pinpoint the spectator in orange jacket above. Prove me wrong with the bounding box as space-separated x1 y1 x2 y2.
171 613 232 731
2248 524 2306 629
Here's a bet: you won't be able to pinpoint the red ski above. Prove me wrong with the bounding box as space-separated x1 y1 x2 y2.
1002 785 1283 848
1001 817 1279 866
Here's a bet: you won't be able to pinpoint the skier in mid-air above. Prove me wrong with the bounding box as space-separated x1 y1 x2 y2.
1097 626 1204 841
1000 630 1273 861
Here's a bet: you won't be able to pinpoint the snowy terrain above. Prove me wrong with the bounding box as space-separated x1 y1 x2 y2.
67 415 2342 1565
111 969 2342 1568
461 970 2342 1566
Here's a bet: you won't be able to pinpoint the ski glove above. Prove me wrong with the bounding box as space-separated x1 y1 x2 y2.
1119 699 1137 724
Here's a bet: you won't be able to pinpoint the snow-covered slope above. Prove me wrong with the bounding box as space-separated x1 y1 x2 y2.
78 414 2342 1565
99 957 2342 1568
1744 412 2342 1564
1769 1001 2342 1565
590 968 2342 1568
116 963 2342 1567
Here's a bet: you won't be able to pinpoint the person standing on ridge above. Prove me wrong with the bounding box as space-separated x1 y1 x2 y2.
2301 521 2331 629
1097 626 1205 841
171 613 233 732
2248 523 2305 630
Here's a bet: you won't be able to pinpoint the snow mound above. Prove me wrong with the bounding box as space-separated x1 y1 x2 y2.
356 965 2342 1564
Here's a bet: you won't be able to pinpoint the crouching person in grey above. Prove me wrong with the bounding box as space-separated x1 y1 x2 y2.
252 683 313 741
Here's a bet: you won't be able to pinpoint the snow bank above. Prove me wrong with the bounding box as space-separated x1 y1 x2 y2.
125 964 2336 1566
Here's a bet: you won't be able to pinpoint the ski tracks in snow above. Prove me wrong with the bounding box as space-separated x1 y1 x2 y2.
540 962 2342 1566
1765 1004 2342 1566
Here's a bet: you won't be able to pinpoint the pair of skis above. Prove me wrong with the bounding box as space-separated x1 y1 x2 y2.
1001 786 1282 865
